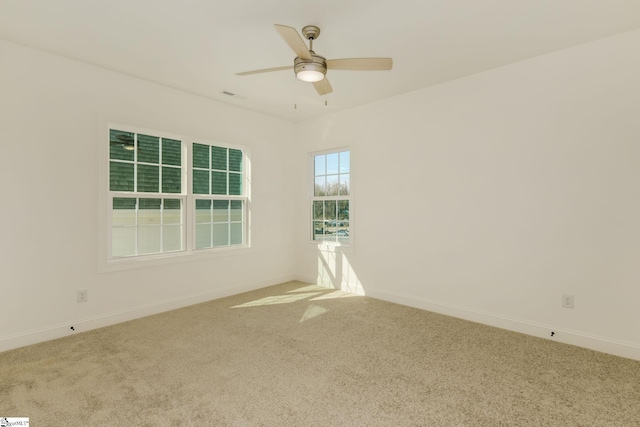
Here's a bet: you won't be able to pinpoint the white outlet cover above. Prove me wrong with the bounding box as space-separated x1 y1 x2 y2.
562 294 574 309
77 290 88 303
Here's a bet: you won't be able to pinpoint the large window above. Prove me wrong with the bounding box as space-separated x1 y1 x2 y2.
108 126 247 260
312 149 350 244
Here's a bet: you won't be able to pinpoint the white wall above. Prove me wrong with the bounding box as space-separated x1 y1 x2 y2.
0 40 296 350
294 30 640 360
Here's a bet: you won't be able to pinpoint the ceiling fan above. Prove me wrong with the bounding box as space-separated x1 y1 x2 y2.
236 24 393 95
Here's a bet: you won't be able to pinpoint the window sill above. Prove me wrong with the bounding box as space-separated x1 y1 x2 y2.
307 240 353 254
98 245 252 273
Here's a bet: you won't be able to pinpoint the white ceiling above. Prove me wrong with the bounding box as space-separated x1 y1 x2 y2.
1 0 640 122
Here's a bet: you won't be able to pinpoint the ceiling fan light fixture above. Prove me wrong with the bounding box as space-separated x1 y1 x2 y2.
294 55 326 82
297 69 325 82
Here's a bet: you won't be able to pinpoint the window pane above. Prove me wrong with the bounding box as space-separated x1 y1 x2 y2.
137 134 159 164
326 175 339 196
212 223 229 247
112 197 136 227
313 221 325 240
162 166 181 193
229 173 242 196
314 176 326 196
162 224 183 252
138 226 161 255
164 198 181 210
211 171 227 195
113 197 136 210
230 223 243 245
110 130 135 161
138 164 159 193
211 146 227 170
325 201 337 221
338 200 350 221
195 199 211 223
339 151 350 173
313 201 323 220
195 224 212 249
138 199 161 225
337 200 349 244
162 138 181 166
212 200 229 222
193 143 209 169
339 174 350 196
229 149 242 172
112 227 136 257
314 155 325 176
163 199 182 224
230 200 243 222
326 152 339 175
110 162 134 192
193 170 209 194
336 226 350 244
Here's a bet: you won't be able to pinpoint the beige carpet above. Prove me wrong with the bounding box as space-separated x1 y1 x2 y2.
1 281 639 426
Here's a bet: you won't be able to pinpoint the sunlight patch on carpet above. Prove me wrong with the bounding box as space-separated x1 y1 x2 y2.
309 290 358 301
299 304 328 323
231 292 323 308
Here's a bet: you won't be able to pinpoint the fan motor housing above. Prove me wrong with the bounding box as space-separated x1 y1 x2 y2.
294 53 327 76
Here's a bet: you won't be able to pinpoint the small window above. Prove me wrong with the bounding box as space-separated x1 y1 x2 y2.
311 149 350 244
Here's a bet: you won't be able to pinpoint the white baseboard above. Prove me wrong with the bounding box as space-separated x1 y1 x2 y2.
0 275 295 353
365 288 640 362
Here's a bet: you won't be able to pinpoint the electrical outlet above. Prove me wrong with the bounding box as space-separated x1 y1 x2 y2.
562 294 574 309
77 289 88 303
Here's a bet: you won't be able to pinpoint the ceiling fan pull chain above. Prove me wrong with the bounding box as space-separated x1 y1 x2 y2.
324 79 328 106
294 72 298 109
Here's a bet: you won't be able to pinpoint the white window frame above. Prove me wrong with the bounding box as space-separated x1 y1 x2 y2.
309 147 352 248
99 122 251 272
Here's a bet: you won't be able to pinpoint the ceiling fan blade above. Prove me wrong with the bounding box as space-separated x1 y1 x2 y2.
236 65 292 76
274 24 311 60
313 78 333 96
326 58 393 71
